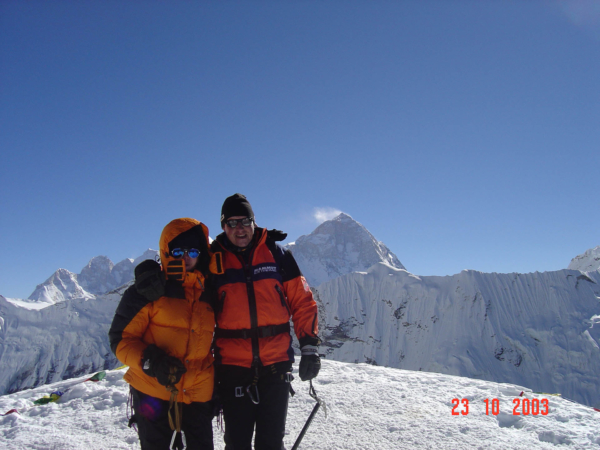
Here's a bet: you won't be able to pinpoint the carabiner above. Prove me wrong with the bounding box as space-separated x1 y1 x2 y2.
309 380 327 417
170 430 187 450
246 384 260 405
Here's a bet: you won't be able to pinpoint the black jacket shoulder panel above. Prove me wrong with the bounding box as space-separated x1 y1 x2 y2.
108 285 153 356
266 240 302 283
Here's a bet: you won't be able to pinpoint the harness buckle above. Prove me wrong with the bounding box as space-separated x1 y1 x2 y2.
235 386 244 398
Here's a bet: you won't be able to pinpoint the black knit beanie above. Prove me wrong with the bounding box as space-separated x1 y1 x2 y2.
221 193 255 225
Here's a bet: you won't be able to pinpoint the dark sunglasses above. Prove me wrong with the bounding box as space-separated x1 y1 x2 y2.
226 218 253 228
171 248 200 258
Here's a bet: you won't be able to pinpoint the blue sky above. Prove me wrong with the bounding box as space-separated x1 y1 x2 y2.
1 1 599 299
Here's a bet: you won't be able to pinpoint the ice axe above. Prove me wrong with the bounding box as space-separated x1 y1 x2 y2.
291 380 326 450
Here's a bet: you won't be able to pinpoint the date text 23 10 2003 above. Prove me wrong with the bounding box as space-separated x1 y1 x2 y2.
451 398 549 416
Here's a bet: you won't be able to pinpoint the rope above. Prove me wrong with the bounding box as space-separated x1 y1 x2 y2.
167 385 182 433
166 366 186 450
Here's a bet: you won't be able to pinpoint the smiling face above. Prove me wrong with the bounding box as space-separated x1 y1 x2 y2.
223 215 255 248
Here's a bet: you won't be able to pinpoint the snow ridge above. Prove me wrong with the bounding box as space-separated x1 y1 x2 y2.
317 264 600 406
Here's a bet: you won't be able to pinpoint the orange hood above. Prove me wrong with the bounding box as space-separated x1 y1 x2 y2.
159 218 211 279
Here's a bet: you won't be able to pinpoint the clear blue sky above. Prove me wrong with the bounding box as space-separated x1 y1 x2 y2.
1 1 599 299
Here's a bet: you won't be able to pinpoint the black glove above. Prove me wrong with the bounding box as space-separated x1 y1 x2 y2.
299 345 321 381
134 260 165 302
267 229 288 242
142 344 187 387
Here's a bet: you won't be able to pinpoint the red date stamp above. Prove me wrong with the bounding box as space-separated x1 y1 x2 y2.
451 398 549 416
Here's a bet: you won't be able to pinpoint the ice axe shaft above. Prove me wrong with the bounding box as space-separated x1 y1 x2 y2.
291 402 320 450
291 380 323 450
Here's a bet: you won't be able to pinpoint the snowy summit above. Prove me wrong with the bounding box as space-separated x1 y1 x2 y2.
287 213 405 287
568 246 600 273
27 250 158 305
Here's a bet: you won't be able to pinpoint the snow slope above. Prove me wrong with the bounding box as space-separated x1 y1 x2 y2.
1 360 599 450
317 264 600 407
0 287 124 395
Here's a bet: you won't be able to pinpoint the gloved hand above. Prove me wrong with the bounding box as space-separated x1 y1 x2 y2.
134 260 165 302
267 229 288 242
299 345 321 381
142 344 187 387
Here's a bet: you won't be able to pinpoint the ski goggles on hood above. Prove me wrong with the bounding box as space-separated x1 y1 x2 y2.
170 248 201 259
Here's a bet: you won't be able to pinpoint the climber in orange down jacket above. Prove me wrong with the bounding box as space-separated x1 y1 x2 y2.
109 218 216 450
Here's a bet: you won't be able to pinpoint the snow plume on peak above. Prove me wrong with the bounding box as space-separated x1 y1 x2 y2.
313 207 343 223
287 213 405 287
568 245 600 272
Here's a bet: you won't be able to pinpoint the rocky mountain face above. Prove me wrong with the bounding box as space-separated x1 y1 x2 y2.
286 213 405 287
568 246 600 272
27 249 159 304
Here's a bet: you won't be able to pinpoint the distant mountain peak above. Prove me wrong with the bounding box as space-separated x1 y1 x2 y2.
286 213 405 287
333 212 352 220
27 249 159 302
568 246 600 272
28 268 93 304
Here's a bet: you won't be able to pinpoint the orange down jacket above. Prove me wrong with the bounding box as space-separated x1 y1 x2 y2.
109 218 215 403
210 227 319 368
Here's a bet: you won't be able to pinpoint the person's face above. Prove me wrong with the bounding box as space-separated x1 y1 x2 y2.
223 215 255 248
183 253 198 272
170 248 199 271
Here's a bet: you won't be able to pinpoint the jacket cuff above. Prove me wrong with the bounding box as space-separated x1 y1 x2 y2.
299 336 321 348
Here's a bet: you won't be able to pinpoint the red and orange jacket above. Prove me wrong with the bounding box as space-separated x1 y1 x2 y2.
109 219 215 403
210 227 319 368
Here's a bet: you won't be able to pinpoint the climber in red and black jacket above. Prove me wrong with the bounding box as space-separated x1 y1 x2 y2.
211 193 320 450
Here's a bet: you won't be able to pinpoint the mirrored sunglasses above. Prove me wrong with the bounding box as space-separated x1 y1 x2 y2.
171 248 200 259
226 218 253 228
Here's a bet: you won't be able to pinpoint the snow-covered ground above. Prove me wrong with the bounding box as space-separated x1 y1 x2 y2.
1 360 598 450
